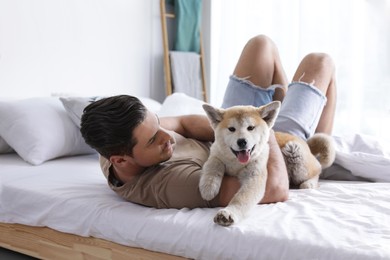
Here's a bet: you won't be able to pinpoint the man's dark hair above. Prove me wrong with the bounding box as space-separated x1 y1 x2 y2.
80 95 147 159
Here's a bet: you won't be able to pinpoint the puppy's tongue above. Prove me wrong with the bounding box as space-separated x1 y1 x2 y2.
237 150 250 164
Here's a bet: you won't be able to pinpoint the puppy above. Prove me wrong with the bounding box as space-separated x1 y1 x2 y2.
199 102 335 226
199 101 281 226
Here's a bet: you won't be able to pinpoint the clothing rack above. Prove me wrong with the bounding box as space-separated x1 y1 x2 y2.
160 0 208 102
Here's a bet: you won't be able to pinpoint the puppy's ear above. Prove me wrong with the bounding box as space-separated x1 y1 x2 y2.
258 101 281 128
202 104 224 128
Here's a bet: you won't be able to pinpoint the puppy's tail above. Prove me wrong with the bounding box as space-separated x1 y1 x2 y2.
307 133 336 169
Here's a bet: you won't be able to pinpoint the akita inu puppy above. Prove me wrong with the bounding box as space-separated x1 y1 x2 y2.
199 102 335 226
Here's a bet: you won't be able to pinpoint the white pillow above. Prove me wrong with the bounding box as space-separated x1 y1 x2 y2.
139 97 163 114
0 97 95 165
157 93 206 117
59 97 101 128
60 96 162 128
0 137 13 154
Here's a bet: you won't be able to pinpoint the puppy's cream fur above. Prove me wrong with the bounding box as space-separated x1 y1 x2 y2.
199 103 336 226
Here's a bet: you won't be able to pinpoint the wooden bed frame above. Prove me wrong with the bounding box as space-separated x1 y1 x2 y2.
0 223 185 260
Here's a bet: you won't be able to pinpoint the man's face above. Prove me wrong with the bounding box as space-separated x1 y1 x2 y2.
130 110 176 167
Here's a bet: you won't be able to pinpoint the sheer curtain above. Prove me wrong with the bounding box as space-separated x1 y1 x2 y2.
209 0 390 151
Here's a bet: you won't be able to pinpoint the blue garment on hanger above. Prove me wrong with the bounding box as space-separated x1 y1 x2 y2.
173 0 202 53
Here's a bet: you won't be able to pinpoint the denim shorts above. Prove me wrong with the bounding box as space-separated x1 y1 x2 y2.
222 75 281 108
221 76 327 140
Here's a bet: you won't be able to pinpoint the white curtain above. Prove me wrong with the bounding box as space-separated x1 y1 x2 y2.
209 0 390 151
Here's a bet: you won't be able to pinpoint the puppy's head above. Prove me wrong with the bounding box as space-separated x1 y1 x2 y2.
203 101 280 164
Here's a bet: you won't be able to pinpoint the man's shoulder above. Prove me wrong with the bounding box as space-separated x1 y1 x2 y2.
99 155 111 179
170 133 211 163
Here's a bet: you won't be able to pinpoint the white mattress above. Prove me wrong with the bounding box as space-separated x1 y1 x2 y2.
1 153 389 260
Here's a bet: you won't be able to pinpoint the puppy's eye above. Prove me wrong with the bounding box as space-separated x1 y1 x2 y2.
228 127 236 132
247 126 255 131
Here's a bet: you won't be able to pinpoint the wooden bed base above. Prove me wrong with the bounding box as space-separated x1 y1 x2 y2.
0 223 185 260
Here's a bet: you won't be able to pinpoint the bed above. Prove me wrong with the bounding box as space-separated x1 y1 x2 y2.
1 93 390 260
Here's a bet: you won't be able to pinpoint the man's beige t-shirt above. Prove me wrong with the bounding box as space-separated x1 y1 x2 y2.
100 132 219 209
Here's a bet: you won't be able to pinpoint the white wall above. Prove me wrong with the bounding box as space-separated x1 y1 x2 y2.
0 0 167 101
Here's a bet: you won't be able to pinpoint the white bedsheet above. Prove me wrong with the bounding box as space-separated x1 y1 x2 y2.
332 133 390 182
1 154 389 260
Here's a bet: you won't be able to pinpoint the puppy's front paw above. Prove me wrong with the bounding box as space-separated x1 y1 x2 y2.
199 175 221 201
214 209 237 227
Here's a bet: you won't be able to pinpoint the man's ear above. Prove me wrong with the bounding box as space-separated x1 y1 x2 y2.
202 104 224 129
109 155 132 166
258 101 281 128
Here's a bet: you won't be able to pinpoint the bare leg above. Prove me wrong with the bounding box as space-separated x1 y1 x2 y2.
233 35 289 101
230 35 290 203
292 53 337 134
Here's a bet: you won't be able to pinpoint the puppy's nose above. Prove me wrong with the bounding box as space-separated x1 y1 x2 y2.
237 138 247 149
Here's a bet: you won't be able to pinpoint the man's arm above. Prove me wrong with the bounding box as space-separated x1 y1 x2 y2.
161 115 289 205
160 115 214 142
260 130 289 203
218 131 289 206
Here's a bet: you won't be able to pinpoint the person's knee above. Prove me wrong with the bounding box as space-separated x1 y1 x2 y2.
304 53 335 72
247 34 276 52
250 34 272 45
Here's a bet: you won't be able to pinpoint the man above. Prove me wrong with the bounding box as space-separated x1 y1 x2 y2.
80 35 336 209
